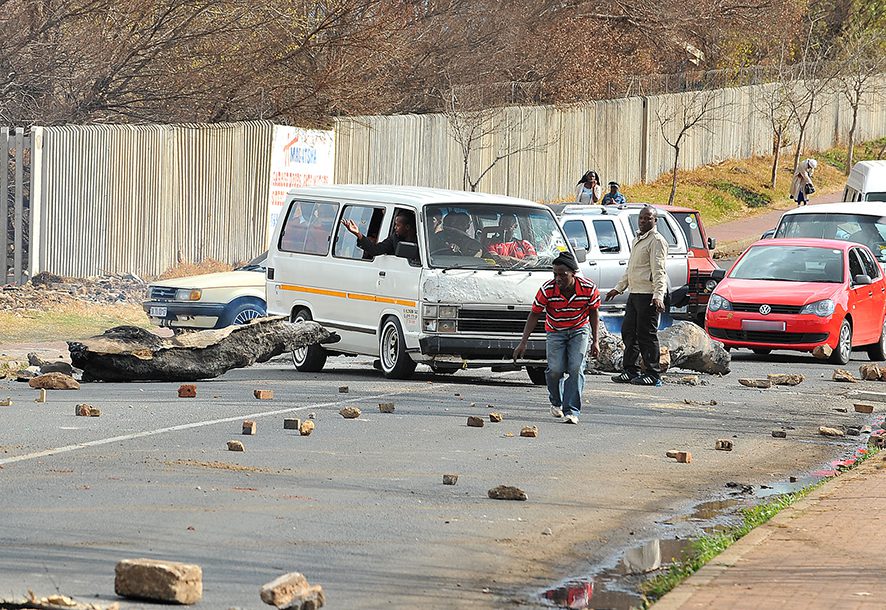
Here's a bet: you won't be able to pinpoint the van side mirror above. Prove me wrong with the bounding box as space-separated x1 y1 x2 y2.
711 269 726 281
761 229 775 239
573 248 587 263
854 274 872 286
707 237 717 250
395 241 419 260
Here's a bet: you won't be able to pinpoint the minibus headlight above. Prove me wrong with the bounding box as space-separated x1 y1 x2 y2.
422 304 438 319
423 319 438 332
439 305 459 318
437 319 457 333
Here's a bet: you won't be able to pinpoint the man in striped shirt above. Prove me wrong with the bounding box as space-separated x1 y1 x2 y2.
514 251 600 424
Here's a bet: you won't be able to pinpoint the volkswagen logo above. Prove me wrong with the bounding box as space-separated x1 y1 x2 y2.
759 304 772 315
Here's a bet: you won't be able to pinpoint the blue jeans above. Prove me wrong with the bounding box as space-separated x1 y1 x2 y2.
545 327 590 416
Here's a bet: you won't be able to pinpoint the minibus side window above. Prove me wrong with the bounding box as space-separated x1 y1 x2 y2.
335 205 386 260
279 200 339 256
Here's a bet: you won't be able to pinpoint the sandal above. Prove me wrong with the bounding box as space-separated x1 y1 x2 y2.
611 372 635 383
630 374 662 387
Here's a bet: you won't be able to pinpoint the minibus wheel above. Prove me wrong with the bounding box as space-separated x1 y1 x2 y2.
379 317 416 379
291 308 327 372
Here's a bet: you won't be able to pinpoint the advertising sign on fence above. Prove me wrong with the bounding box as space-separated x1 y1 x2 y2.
267 126 335 242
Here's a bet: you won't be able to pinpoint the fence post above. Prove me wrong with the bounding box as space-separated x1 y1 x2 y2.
640 97 649 184
1 128 7 284
28 128 42 280
13 128 23 284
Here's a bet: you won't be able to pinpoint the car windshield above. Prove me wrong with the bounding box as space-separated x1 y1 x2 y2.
775 213 886 262
670 212 705 248
424 204 568 270
866 192 886 202
730 245 844 283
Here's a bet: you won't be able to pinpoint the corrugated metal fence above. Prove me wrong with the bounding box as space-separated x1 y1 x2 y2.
32 121 274 278
1 128 32 285
334 79 886 202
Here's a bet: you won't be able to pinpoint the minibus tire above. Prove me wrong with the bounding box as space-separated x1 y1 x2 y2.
291 308 327 372
526 366 547 385
379 317 416 379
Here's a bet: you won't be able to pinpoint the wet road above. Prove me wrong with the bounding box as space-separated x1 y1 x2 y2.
0 350 877 609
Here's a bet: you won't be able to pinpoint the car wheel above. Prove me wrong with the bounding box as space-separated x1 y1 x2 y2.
526 366 547 385
868 319 886 361
752 349 771 355
290 308 327 372
218 298 266 327
379 317 416 379
829 319 852 365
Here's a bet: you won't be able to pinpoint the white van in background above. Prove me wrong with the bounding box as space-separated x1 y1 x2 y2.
265 185 576 383
773 202 886 264
843 160 886 203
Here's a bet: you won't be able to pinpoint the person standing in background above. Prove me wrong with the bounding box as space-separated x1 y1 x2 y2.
576 170 602 204
601 182 626 206
790 159 818 206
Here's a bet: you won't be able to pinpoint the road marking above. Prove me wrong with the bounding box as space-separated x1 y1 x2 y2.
0 393 400 467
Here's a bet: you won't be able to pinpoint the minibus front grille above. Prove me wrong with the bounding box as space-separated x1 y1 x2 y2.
456 309 544 334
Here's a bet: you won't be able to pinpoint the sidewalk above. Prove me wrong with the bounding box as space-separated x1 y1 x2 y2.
654 456 886 609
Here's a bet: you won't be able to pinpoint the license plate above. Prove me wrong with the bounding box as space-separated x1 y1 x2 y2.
669 305 688 314
741 319 785 331
149 306 168 317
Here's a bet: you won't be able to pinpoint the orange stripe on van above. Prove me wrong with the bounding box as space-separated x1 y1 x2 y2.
280 284 416 308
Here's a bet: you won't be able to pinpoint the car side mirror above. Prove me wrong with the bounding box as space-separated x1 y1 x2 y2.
711 269 726 281
395 241 419 260
707 237 717 250
854 274 872 285
761 229 775 239
573 248 588 263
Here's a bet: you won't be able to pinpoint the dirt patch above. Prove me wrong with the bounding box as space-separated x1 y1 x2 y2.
164 459 278 474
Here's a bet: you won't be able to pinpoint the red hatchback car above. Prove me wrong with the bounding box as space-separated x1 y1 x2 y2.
705 238 886 364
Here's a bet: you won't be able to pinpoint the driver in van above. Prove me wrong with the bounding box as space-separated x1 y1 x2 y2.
434 211 482 256
342 211 418 258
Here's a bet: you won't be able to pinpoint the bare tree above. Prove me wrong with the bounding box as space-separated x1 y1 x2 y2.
834 26 886 173
440 83 555 192
752 46 795 189
654 88 732 205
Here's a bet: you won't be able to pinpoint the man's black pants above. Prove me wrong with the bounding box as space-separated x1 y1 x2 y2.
622 293 661 379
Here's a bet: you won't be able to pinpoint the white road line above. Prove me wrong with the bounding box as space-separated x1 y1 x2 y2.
0 392 400 467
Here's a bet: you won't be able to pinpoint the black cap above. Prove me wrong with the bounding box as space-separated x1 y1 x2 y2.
608 181 620 188
552 251 579 271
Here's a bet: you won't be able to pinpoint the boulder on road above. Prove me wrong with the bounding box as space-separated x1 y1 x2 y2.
488 485 528 501
28 372 80 390
114 558 202 604
260 572 325 609
68 316 339 382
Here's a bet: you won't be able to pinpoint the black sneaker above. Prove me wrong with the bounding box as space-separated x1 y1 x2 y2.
611 372 635 383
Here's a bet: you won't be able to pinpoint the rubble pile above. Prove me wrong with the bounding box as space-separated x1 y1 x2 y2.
0 272 146 312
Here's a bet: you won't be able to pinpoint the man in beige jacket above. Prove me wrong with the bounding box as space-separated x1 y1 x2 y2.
605 205 668 386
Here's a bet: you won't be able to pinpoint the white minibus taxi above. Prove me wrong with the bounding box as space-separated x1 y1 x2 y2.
843 160 886 203
266 185 576 382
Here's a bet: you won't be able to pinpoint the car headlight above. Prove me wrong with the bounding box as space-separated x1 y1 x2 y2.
708 294 732 312
422 304 438 319
704 279 719 292
439 305 458 318
800 299 835 317
175 288 202 301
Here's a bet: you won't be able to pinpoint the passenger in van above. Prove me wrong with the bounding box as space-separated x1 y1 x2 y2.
341 211 418 259
485 213 538 263
434 211 482 256
428 208 445 234
790 158 818 206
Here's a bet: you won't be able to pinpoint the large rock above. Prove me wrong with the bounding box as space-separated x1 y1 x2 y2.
68 316 339 382
114 558 202 604
594 320 730 375
261 572 325 609
28 372 80 390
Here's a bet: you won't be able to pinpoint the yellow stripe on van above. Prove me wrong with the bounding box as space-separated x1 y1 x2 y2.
280 284 416 308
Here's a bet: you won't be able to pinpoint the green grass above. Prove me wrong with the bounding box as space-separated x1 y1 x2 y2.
640 447 879 605
819 137 886 174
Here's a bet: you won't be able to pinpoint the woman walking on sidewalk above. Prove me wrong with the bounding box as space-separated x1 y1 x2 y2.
790 158 818 206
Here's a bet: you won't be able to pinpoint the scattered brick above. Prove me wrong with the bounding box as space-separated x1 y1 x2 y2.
832 369 857 383
254 389 274 400
673 451 692 463
489 412 503 423
242 420 257 435
442 474 459 485
771 430 787 438
299 420 315 436
227 440 245 451
859 364 883 381
767 374 804 386
115 558 202 604
284 418 301 430
339 406 361 419
35 389 47 403
488 485 528 501
739 378 771 388
715 439 733 451
378 402 395 413
338 386 349 393
854 403 874 414
812 344 832 359
260 572 324 610
819 426 845 437
75 403 101 417
520 425 539 438
178 384 196 398
666 450 680 458
467 416 484 428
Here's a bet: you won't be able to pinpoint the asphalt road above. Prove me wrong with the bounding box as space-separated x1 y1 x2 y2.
0 350 878 609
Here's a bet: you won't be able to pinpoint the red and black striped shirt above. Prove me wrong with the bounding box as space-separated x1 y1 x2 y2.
531 276 601 332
